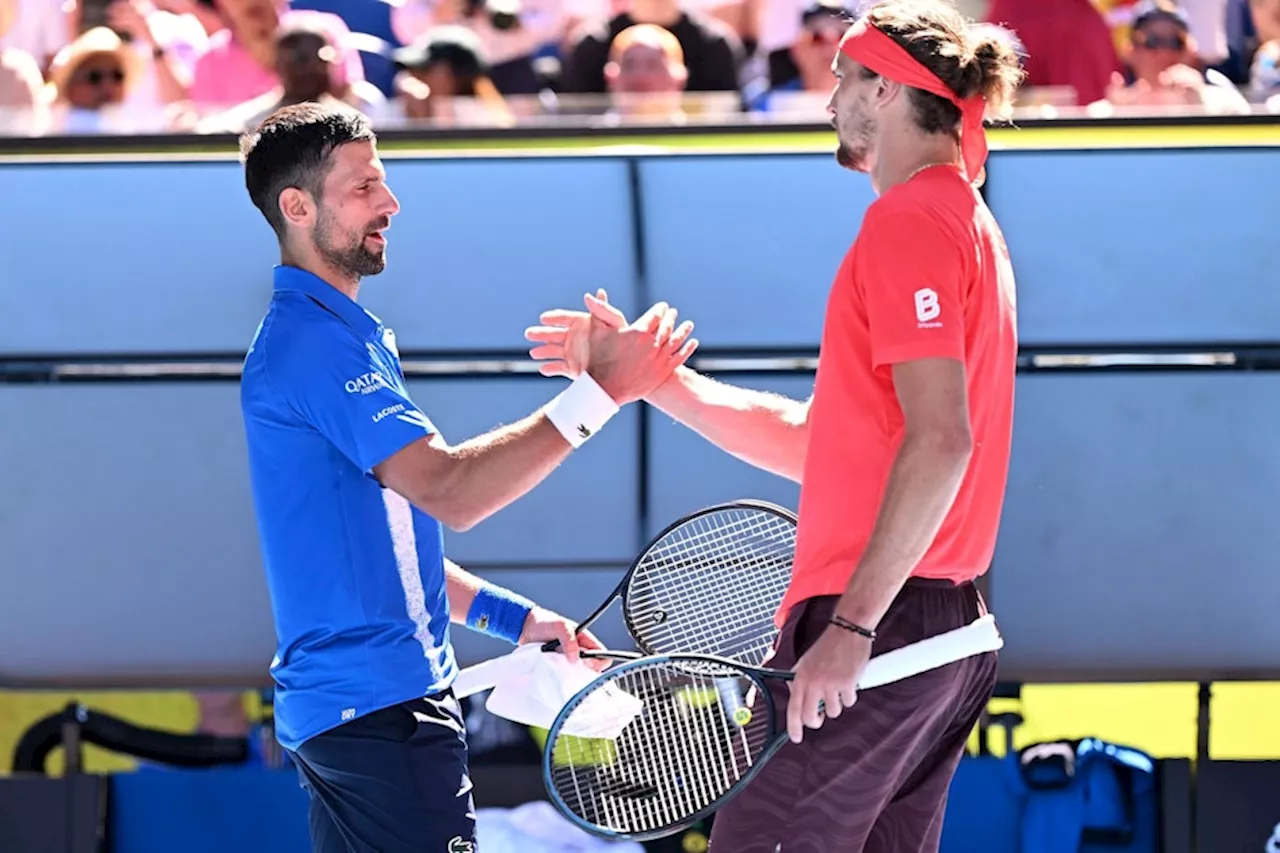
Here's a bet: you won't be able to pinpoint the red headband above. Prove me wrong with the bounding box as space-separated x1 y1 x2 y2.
839 18 987 183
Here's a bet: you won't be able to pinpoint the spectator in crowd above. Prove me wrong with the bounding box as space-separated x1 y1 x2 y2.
560 0 743 94
290 0 400 96
748 0 851 113
0 0 72 73
1093 0 1230 67
391 0 565 94
0 0 45 133
105 0 209 112
603 23 687 119
753 0 826 88
569 0 750 52
757 0 977 91
375 25 513 125
200 14 383 130
189 0 283 108
1095 0 1251 111
189 0 363 111
985 0 1120 106
44 25 146 132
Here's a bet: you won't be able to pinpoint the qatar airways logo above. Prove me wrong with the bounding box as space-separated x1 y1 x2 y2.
345 371 390 395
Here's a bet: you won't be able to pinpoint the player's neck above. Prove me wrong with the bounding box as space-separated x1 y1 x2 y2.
280 247 361 301
870 127 961 195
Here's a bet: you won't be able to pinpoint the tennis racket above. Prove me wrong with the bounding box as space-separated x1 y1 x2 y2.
453 500 797 697
541 614 1004 842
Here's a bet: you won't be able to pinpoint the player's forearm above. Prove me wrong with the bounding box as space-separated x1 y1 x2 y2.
833 430 973 630
444 557 486 624
429 414 572 532
645 367 810 482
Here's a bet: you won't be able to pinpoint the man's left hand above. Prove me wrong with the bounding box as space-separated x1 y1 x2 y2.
518 607 610 672
786 625 873 743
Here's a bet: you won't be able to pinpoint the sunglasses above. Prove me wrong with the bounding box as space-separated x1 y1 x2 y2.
806 25 845 44
1133 32 1186 51
78 68 125 85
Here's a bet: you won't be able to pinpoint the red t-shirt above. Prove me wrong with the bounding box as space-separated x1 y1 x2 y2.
779 164 1018 625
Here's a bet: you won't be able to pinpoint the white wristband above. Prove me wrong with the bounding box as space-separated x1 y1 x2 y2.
545 373 620 449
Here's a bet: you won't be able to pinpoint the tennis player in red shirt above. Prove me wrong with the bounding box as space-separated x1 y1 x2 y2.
528 1 1024 848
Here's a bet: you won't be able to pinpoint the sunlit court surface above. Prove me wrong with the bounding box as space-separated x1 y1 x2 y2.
2 0 1280 851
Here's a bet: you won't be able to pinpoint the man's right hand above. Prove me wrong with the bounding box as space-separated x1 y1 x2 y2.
526 289 634 380
531 291 697 405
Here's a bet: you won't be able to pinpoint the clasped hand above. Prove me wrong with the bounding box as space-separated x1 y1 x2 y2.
524 289 698 404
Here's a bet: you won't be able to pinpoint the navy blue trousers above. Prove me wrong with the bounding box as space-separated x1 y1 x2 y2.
289 691 477 853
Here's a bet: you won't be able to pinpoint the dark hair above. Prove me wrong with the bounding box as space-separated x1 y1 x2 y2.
857 0 1024 135
1132 0 1189 34
239 102 376 238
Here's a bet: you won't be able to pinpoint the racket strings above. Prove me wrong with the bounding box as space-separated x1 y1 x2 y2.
627 509 795 667
549 661 773 835
637 518 790 663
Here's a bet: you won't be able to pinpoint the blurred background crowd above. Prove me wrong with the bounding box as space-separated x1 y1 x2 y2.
0 0 1278 136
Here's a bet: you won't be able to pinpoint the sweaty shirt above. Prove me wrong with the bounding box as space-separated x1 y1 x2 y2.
780 164 1018 624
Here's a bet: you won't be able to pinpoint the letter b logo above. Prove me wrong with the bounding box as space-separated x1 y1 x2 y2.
914 288 940 324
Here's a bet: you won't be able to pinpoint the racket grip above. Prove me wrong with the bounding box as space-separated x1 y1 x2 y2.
540 620 585 653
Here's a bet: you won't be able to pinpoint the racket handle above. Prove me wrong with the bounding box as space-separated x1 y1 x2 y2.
540 620 586 653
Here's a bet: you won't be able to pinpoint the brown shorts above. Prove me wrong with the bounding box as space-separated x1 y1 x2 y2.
707 578 998 853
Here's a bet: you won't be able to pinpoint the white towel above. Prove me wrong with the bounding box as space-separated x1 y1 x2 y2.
457 645 643 738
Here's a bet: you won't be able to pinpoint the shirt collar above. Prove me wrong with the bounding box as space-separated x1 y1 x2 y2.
273 265 382 339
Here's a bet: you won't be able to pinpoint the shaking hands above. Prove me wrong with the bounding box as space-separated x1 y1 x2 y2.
525 289 697 405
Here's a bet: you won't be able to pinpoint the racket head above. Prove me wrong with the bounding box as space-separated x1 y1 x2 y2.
541 652 787 842
620 500 797 668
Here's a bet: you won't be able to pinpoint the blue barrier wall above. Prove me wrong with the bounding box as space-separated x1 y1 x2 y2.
1 146 1277 686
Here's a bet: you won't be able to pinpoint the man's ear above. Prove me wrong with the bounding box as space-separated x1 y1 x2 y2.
277 187 315 230
875 77 901 109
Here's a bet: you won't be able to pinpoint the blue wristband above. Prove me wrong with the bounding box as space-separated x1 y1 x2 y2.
466 584 534 644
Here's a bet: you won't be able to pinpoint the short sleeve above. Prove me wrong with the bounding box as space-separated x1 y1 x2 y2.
859 208 968 369
266 331 435 474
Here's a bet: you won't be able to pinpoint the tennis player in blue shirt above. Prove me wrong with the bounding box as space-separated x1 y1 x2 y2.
237 103 697 853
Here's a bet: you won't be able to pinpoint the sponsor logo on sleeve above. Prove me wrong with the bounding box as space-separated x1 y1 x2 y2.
373 404 406 423
345 371 391 395
914 287 943 328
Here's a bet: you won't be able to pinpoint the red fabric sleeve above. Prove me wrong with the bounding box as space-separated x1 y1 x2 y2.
858 208 968 369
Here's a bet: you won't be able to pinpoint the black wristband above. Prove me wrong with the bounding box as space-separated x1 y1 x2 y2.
830 615 877 640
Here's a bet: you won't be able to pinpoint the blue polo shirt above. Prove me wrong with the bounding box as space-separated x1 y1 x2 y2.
240 265 457 751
